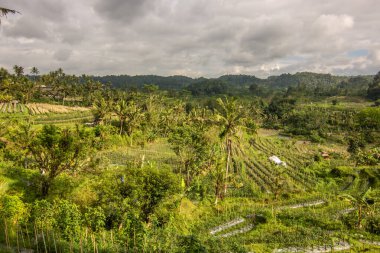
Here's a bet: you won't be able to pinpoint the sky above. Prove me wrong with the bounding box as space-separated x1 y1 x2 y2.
0 0 379 78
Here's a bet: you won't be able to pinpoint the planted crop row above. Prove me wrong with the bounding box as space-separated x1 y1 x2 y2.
280 159 317 186
248 141 316 188
252 152 313 190
258 138 309 162
0 103 5 112
244 163 270 192
243 143 315 190
282 166 314 190
237 144 303 191
245 161 274 189
254 155 311 190
0 102 29 114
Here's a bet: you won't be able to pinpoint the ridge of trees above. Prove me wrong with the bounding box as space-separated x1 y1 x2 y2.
91 72 373 98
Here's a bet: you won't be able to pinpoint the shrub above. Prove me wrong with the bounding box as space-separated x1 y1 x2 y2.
0 194 29 224
366 215 380 234
53 200 82 240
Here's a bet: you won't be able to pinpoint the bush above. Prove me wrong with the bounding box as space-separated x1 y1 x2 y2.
366 215 380 234
177 235 207 253
0 194 29 224
84 206 106 233
31 199 56 229
54 200 82 240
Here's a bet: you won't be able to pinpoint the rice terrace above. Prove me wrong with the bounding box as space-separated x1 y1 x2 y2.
1 1 380 252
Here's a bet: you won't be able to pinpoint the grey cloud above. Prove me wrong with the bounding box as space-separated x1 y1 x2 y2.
53 48 72 61
3 16 49 39
94 0 152 23
0 0 379 77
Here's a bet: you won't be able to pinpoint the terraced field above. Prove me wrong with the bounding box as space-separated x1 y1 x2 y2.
232 136 317 194
203 197 380 252
0 102 93 124
0 102 89 114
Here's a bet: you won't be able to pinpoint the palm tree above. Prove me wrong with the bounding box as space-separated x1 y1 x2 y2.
114 100 129 135
0 7 19 24
214 96 247 195
124 100 143 137
92 97 111 125
30 67 39 76
340 188 372 229
13 65 24 77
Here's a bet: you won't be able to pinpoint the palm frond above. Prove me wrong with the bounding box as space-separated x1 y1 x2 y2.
0 7 19 16
0 7 19 24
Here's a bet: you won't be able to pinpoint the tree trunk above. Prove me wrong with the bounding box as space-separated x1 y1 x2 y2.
185 161 190 187
224 138 232 194
358 205 362 229
119 118 124 135
41 177 51 197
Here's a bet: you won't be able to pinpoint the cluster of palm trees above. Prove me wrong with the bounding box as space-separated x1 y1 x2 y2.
0 66 105 104
92 93 256 202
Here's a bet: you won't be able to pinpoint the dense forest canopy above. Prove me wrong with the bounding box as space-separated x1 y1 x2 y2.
92 72 372 91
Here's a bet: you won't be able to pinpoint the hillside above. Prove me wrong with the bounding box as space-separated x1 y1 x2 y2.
93 72 373 94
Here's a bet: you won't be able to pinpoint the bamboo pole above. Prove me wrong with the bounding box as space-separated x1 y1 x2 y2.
16 223 20 253
20 224 26 249
80 233 83 253
24 224 31 249
52 231 58 253
41 230 47 253
4 219 10 249
34 224 39 253
92 234 96 253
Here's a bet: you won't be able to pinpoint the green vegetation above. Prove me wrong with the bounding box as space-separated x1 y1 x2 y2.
0 66 379 252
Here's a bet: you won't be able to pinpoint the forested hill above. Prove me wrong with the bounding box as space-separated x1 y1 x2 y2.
92 72 373 92
92 75 203 90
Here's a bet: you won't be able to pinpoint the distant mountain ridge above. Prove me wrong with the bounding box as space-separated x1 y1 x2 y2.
92 72 373 91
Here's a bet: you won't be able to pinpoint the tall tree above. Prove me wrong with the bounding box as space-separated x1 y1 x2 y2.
367 71 380 101
10 124 93 197
123 100 143 137
168 119 212 187
214 97 247 195
30 66 39 77
92 97 112 125
115 99 129 135
13 65 24 77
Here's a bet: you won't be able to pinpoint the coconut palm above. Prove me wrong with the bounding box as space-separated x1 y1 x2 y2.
124 100 143 137
115 99 129 135
92 97 111 125
30 66 39 76
214 96 247 195
13 65 24 77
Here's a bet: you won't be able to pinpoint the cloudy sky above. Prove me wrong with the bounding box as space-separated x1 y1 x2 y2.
0 0 379 77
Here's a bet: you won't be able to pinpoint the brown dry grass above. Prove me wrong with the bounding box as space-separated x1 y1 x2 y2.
25 103 90 114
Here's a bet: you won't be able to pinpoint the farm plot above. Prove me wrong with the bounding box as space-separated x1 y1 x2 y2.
0 102 28 114
233 138 316 193
33 111 93 125
25 103 90 115
0 102 90 117
101 140 178 168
